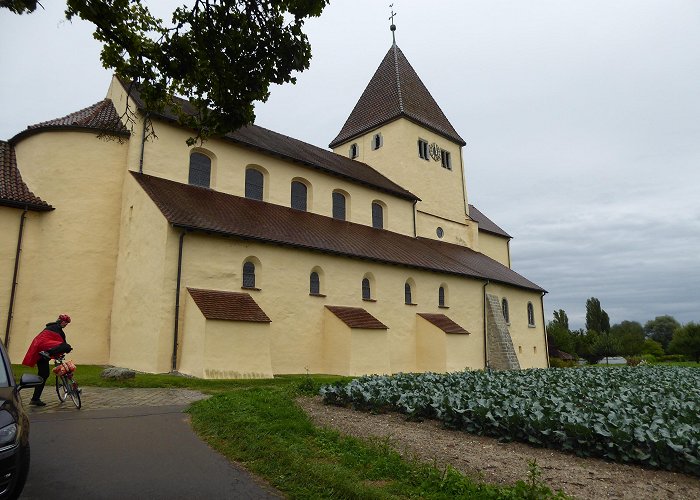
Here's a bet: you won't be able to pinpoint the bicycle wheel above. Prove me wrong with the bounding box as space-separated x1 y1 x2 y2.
55 375 69 402
67 378 81 409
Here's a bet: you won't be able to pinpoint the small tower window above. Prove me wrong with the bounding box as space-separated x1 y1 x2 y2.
441 150 452 170
372 133 383 150
188 152 211 187
291 181 308 211
371 202 384 229
362 278 371 300
527 302 535 327
332 191 346 220
438 286 446 307
310 272 320 295
242 261 256 288
349 143 359 159
436 227 444 239
418 139 429 160
502 298 510 324
245 168 264 201
404 282 413 305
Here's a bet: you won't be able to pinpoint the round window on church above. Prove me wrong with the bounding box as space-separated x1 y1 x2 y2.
436 227 444 239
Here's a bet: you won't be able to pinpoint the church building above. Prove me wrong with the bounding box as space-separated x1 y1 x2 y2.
0 41 548 377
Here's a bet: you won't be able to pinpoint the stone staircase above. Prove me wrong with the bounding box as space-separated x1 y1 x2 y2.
485 293 521 370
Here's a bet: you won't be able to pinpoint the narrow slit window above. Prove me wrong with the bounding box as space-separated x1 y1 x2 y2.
349 143 359 159
310 272 320 295
527 302 535 326
404 282 412 305
362 278 371 300
441 150 452 170
242 262 256 288
502 298 510 324
418 139 429 160
438 286 445 307
372 133 383 150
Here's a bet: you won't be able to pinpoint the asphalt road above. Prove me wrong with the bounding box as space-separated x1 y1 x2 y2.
20 404 282 499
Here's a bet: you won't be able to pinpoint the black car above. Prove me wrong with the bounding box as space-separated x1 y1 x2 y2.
0 341 43 500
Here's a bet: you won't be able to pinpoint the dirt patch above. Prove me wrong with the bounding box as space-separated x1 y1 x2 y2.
298 396 700 499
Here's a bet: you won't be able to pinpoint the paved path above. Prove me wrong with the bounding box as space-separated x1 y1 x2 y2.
19 386 282 499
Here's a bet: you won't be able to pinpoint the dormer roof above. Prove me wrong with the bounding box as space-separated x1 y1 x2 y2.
329 44 466 148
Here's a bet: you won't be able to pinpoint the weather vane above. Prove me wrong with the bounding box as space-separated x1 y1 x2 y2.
389 4 397 44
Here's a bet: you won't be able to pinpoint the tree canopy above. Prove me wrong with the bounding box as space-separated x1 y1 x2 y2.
668 322 700 362
2 0 329 144
585 297 610 334
644 315 680 350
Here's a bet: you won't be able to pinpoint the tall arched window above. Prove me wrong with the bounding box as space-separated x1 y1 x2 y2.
291 181 307 211
362 278 371 300
527 302 535 326
332 191 346 220
242 261 256 288
310 272 320 295
188 152 211 187
502 298 510 324
245 168 264 200
371 202 384 229
404 282 413 305
438 286 446 307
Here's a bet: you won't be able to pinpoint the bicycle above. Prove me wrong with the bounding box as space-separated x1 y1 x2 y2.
53 354 81 409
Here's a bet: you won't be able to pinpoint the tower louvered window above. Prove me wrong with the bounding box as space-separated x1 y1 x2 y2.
418 139 429 160
188 152 211 187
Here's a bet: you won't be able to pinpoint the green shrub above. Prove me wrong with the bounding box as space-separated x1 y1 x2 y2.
660 354 687 362
626 356 642 366
549 357 576 368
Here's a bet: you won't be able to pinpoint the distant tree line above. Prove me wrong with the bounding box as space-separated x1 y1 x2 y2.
547 297 700 364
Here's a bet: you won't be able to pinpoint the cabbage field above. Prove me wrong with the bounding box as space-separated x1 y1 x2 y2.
320 367 700 475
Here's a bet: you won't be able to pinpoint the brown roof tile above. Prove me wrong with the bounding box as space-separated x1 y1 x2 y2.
468 204 512 238
119 80 418 201
11 99 130 143
187 288 271 322
0 140 53 211
329 45 466 148
417 313 470 334
325 306 388 329
133 172 545 293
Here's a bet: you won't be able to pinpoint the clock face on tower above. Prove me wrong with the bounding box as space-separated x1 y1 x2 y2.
429 142 441 161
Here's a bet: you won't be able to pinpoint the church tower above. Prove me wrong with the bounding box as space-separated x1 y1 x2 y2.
329 42 476 248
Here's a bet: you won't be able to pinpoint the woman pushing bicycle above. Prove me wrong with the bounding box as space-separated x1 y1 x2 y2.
22 314 73 406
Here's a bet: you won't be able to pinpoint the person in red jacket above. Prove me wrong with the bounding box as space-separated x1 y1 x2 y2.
22 314 73 406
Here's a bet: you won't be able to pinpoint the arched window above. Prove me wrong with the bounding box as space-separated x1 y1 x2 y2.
404 282 412 305
371 202 384 229
362 278 371 300
502 298 510 324
349 143 359 159
245 168 264 200
310 272 320 295
242 261 256 288
438 286 446 307
527 302 535 326
188 152 211 187
372 133 383 150
291 181 307 211
332 191 346 220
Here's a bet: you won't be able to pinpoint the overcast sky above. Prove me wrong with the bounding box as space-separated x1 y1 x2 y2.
2 1 699 330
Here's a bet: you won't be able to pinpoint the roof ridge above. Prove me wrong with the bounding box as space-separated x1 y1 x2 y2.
393 44 404 113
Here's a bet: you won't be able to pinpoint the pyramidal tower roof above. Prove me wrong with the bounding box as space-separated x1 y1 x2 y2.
329 44 466 148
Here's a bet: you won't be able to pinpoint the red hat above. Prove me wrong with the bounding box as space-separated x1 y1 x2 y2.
58 314 71 324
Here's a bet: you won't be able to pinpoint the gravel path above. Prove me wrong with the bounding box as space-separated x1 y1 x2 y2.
298 397 700 500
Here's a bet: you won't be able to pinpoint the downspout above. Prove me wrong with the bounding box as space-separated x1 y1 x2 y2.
171 229 187 372
540 292 550 367
482 280 490 370
4 208 27 347
138 112 149 174
412 200 417 237
459 147 468 216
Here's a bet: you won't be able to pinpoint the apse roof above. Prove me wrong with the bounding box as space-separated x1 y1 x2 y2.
329 44 466 148
133 172 544 292
0 140 53 211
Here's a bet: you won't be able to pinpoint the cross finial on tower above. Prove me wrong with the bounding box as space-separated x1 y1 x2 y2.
389 4 397 44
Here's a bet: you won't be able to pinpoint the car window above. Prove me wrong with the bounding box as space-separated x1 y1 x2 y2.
0 346 12 387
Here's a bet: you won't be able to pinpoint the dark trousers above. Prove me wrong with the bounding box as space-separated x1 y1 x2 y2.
32 358 50 401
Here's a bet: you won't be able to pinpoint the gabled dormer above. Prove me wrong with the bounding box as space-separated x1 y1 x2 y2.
330 44 476 248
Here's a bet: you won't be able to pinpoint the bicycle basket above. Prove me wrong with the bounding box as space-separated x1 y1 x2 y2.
53 360 77 376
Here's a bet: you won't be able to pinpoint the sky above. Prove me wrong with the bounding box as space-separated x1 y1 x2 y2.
1 1 699 330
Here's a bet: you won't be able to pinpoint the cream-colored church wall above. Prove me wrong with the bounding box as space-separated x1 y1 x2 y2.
415 210 473 247
6 132 127 363
0 208 22 346
127 118 416 236
108 174 176 373
415 317 447 372
445 334 477 372
332 119 467 225
349 328 390 376
179 293 206 378
173 229 490 375
202 320 273 379
322 311 351 375
487 283 547 369
477 232 511 268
